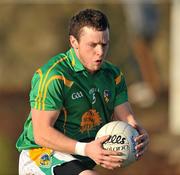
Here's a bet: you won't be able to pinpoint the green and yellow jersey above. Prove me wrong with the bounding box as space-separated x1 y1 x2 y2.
16 48 128 152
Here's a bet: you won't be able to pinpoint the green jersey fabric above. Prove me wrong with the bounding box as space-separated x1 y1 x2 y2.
16 48 128 152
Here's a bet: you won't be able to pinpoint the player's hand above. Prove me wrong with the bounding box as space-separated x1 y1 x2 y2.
85 136 124 170
133 125 149 159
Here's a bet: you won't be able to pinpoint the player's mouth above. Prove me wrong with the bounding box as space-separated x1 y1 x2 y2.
95 59 103 64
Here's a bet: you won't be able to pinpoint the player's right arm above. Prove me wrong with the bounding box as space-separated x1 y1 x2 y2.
32 108 123 170
32 108 76 154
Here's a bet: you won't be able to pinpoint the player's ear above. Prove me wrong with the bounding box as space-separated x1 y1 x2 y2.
69 35 79 49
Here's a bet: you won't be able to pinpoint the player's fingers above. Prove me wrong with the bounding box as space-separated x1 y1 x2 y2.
143 138 149 147
136 148 145 159
135 134 149 144
135 141 148 159
135 134 144 142
99 158 124 169
101 163 120 170
102 154 124 163
97 152 124 164
99 161 119 170
101 149 123 157
100 163 114 170
135 138 149 151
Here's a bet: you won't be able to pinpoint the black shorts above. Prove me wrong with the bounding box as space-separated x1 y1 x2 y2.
53 159 95 175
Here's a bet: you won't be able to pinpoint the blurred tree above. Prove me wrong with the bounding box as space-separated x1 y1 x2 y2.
0 136 16 174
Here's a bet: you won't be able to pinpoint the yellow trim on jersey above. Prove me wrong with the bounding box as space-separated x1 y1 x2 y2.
115 72 123 85
37 57 67 110
70 49 75 67
41 57 67 93
62 107 67 134
115 75 121 85
42 75 73 110
34 69 43 109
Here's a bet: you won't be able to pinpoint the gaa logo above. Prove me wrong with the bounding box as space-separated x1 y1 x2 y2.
71 91 83 100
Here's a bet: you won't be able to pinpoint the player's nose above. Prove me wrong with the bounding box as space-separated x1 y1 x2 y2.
96 45 104 57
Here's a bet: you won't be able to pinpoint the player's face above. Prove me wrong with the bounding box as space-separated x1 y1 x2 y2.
70 26 109 73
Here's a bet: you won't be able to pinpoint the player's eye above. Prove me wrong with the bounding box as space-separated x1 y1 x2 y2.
102 43 108 48
89 43 97 48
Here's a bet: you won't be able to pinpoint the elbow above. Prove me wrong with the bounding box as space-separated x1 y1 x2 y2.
33 131 45 146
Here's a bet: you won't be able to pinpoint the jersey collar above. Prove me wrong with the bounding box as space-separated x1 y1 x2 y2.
67 48 85 72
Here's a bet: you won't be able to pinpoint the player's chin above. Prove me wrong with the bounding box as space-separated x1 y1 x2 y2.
89 67 100 73
93 65 102 71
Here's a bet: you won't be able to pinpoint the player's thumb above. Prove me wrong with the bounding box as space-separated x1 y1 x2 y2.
97 135 110 144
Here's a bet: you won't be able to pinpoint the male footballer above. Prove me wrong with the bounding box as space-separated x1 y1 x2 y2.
16 8 149 175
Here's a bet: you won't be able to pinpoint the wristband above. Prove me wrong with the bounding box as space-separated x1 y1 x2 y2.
75 142 87 156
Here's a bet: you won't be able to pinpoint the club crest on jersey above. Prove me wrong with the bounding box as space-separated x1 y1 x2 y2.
80 109 102 133
104 90 111 103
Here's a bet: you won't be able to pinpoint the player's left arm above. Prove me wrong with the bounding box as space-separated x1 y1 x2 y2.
113 102 149 159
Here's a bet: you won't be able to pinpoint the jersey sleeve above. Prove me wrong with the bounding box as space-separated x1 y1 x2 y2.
29 69 64 111
114 71 128 106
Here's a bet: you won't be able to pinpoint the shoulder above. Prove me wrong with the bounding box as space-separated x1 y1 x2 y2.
31 52 72 88
34 52 68 77
41 53 67 75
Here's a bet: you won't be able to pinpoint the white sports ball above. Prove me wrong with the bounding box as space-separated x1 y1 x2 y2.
95 121 139 167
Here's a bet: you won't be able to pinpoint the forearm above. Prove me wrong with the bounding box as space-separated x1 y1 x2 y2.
113 102 138 127
119 112 138 127
31 109 77 154
34 126 77 154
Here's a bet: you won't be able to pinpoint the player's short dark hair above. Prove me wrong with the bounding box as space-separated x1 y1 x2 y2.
69 9 110 41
